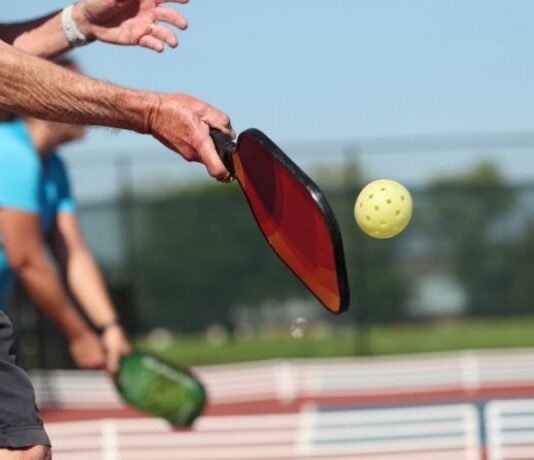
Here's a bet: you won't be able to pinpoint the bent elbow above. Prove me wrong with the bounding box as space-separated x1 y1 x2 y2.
8 252 47 277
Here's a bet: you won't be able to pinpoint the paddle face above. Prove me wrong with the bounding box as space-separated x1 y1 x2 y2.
116 352 207 426
211 129 350 314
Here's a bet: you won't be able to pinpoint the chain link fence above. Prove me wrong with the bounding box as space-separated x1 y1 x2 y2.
8 134 534 368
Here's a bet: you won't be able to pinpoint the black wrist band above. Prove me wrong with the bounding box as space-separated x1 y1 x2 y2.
97 319 120 335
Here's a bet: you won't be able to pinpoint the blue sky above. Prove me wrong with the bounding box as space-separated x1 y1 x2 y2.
5 1 534 199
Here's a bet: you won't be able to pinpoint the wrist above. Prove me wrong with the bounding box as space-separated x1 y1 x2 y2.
68 2 95 44
63 315 92 341
119 89 162 135
97 318 121 335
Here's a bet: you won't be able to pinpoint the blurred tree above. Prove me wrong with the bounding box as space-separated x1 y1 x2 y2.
501 218 534 315
134 185 310 332
133 160 409 333
419 162 518 316
329 186 409 325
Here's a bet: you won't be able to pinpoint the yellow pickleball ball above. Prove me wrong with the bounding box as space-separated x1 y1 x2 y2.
354 179 413 239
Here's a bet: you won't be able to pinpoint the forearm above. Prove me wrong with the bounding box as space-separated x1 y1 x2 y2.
16 256 89 341
64 247 118 329
0 11 70 58
0 40 155 132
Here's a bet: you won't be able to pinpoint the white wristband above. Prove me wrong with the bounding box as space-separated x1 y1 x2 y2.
61 5 89 47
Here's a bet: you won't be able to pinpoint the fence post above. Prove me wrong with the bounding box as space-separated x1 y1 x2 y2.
101 420 119 460
344 143 371 356
461 351 481 396
275 360 297 404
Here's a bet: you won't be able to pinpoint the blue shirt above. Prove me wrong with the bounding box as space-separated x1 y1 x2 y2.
0 120 76 307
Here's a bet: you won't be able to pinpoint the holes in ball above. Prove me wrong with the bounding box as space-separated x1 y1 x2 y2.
366 216 371 221
369 194 374 199
401 195 406 201
374 206 380 211
386 199 392 204
381 187 386 191
395 210 401 216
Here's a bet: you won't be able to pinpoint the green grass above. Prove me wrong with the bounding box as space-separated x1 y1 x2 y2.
138 317 534 366
367 317 534 355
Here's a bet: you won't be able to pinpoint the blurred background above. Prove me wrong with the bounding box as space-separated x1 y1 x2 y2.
4 1 534 458
6 0 534 367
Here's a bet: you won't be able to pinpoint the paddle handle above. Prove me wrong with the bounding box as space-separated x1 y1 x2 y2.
210 129 236 175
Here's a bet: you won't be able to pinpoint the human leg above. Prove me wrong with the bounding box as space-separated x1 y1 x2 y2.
0 312 51 456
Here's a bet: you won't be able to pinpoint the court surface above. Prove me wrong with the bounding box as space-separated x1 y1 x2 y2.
36 349 534 460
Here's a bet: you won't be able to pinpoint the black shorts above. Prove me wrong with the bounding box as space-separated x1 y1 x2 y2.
0 311 51 448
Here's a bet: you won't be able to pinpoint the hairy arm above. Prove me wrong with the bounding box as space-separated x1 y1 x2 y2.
0 40 150 131
0 11 71 58
0 40 234 179
0 209 105 368
50 212 131 372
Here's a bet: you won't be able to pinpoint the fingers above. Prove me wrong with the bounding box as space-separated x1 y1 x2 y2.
196 133 230 180
154 6 188 30
139 34 164 53
150 23 178 48
141 7 187 52
70 337 106 369
79 354 106 369
201 109 236 140
156 0 189 4
106 347 121 374
197 104 235 180
103 332 131 375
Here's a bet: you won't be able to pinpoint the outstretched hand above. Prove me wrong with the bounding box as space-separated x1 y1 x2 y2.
76 0 189 52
